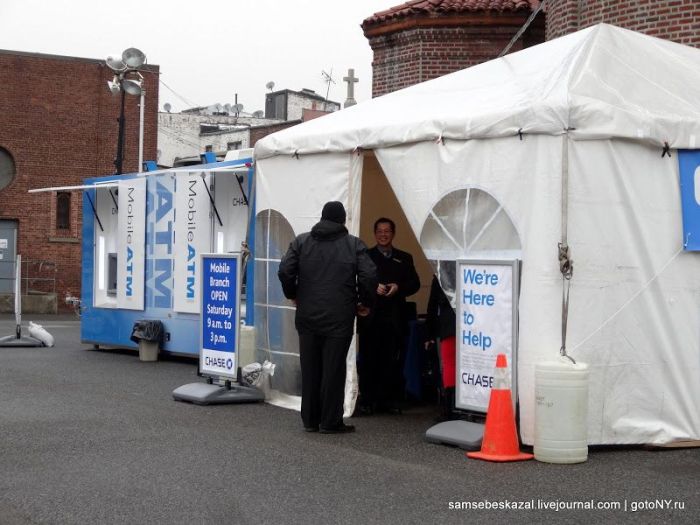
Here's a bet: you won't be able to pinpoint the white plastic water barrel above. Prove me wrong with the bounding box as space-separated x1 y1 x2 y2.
534 358 589 464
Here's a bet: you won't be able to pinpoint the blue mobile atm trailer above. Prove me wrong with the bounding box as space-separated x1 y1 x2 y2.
80 153 254 356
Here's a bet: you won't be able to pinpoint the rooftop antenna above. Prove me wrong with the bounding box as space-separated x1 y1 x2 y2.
321 68 335 102
265 81 275 92
163 102 172 113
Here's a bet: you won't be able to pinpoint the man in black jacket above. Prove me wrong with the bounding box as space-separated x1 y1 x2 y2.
278 201 377 434
358 217 420 414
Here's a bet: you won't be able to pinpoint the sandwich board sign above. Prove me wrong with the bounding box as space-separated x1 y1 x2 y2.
455 259 519 413
172 251 263 404
200 252 240 380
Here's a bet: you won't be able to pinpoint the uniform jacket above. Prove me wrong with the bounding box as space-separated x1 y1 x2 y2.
368 245 420 315
278 219 377 338
356 245 420 337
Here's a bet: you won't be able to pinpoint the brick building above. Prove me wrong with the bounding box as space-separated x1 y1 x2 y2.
0 50 159 311
362 0 544 97
363 0 700 99
546 0 700 45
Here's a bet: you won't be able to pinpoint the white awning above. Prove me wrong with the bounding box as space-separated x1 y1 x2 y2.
28 181 119 193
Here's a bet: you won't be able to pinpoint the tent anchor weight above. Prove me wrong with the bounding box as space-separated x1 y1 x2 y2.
172 381 264 405
425 420 484 451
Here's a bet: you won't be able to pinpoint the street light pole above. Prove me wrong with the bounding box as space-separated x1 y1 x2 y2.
138 88 145 171
105 48 147 175
115 86 127 175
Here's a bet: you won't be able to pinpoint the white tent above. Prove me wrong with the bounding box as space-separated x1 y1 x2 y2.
253 24 700 445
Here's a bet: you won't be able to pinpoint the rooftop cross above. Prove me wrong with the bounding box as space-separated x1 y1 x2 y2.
343 68 358 108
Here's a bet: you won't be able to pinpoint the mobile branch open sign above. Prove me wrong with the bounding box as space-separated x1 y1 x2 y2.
455 259 519 413
200 253 240 380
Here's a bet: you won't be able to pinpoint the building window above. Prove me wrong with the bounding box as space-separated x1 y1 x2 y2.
0 147 16 191
56 192 71 230
227 141 242 151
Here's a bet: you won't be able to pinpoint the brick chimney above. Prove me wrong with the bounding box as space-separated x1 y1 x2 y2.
362 0 544 98
546 0 700 46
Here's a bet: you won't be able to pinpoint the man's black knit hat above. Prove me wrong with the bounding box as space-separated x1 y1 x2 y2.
321 201 346 224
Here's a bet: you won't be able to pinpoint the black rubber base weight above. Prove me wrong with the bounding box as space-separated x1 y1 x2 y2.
172 382 264 405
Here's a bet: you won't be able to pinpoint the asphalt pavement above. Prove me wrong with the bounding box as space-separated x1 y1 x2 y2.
0 315 698 524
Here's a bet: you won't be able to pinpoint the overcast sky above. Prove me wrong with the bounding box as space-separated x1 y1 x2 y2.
0 0 399 113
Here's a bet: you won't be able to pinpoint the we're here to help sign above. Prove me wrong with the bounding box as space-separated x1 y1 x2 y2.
456 260 519 413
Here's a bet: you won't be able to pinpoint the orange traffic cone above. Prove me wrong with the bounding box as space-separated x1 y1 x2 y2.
467 353 533 462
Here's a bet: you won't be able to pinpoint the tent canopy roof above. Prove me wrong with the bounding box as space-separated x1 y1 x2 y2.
255 24 700 159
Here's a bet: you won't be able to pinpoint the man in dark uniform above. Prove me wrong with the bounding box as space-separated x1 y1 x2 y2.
358 217 420 414
278 201 377 434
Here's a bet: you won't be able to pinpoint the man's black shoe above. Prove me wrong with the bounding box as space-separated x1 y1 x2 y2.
304 426 319 432
319 423 355 434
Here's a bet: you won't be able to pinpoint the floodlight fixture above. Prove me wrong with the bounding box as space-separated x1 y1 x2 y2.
106 55 126 72
107 78 121 95
106 48 147 174
122 77 142 96
122 47 146 69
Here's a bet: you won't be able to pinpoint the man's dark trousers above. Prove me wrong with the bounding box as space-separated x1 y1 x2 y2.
299 332 352 430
